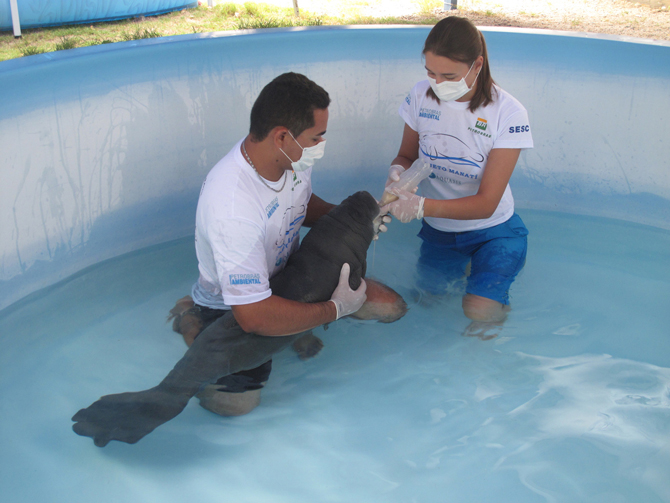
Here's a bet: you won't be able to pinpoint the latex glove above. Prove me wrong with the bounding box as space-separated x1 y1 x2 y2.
372 213 392 240
329 263 367 320
384 164 419 193
385 164 405 189
381 188 425 223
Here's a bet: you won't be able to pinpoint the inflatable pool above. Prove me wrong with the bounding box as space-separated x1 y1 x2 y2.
0 26 669 502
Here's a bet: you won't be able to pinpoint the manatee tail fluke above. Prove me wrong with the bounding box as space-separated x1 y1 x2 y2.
71 385 191 447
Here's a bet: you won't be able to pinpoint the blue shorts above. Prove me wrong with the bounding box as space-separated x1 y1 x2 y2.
416 214 528 305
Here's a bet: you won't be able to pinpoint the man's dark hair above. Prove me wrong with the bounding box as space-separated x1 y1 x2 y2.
249 72 330 141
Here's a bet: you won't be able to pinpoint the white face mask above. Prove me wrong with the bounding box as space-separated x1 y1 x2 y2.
281 131 326 172
428 61 479 102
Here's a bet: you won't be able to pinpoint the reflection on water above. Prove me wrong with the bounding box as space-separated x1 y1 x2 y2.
0 210 669 503
498 353 670 499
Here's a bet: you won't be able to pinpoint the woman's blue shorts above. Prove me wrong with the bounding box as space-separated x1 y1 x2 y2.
416 213 528 305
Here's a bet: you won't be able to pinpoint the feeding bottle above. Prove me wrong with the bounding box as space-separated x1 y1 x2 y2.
379 158 432 206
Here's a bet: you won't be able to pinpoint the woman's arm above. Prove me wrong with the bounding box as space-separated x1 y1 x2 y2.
423 148 521 220
385 119 521 221
391 124 420 170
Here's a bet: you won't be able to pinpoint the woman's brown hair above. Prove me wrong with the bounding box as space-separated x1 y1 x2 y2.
423 17 495 113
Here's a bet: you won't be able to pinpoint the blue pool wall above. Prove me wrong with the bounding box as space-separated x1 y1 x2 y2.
1 26 669 311
0 0 197 31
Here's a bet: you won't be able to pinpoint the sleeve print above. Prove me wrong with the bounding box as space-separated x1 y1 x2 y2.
399 86 420 132
494 109 533 149
213 217 270 300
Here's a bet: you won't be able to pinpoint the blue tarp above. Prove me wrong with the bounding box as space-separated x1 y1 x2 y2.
0 0 197 31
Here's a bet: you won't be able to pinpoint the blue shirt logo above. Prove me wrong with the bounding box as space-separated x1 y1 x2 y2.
419 108 441 121
509 125 530 133
229 273 261 285
266 197 279 219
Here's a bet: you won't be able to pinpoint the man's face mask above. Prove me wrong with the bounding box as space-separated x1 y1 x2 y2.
281 131 326 172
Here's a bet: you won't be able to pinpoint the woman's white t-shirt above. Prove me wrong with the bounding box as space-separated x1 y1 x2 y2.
191 138 313 310
399 81 533 232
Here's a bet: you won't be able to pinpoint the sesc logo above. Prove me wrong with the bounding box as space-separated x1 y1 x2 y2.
509 125 530 133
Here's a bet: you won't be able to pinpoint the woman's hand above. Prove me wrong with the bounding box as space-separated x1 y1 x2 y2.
372 213 392 240
380 189 425 223
385 164 405 189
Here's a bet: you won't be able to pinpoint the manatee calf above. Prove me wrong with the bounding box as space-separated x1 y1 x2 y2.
72 191 406 447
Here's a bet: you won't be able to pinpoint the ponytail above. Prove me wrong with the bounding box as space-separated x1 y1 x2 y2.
423 17 496 112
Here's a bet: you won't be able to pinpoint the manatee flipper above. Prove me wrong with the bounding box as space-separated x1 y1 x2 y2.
71 385 194 447
291 331 324 360
72 311 302 445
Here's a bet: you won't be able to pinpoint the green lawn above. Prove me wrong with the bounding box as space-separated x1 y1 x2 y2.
0 1 443 62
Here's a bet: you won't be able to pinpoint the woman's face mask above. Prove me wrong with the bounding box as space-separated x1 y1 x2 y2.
281 131 326 172
428 60 479 102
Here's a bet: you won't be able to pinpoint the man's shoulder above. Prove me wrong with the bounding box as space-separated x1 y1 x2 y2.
207 141 246 180
197 142 263 221
201 141 257 201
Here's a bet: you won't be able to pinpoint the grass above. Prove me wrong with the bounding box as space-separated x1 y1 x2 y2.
0 2 442 62
54 36 78 51
122 27 163 40
5 0 665 61
21 45 46 56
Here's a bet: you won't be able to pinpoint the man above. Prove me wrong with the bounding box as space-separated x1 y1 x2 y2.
170 73 375 417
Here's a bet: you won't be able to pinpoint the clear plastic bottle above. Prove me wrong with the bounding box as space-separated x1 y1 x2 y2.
379 158 432 206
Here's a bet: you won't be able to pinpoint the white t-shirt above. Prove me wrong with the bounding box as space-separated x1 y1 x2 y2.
399 81 534 232
191 138 313 310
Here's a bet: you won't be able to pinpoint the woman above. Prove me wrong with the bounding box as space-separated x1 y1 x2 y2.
381 17 533 339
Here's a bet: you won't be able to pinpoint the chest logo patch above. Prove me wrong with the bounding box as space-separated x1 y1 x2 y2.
266 197 279 219
475 118 488 131
292 171 302 191
419 108 441 121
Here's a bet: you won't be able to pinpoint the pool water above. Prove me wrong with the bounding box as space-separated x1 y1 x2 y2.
1 210 669 503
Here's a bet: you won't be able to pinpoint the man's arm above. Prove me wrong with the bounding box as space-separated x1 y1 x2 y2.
232 295 336 336
232 262 366 336
304 193 335 227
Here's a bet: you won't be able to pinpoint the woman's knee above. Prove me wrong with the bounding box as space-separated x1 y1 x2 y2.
462 293 509 322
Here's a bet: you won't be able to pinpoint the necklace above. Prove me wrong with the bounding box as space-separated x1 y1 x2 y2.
242 140 287 193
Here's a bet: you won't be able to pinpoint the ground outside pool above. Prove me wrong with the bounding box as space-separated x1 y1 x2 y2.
0 26 669 503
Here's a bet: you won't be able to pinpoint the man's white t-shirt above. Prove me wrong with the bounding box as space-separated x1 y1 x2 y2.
399 81 534 232
191 138 313 310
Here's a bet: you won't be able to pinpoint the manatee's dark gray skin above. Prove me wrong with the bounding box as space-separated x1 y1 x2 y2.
72 191 383 447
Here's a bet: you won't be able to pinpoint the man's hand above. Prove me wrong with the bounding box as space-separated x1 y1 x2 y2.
329 263 367 319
